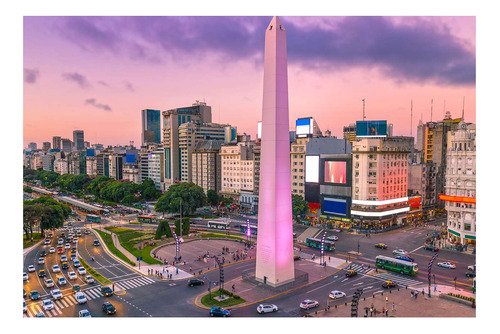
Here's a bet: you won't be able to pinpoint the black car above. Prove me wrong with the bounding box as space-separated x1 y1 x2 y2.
40 251 47 257
465 271 476 278
188 278 205 287
93 240 100 247
102 302 116 315
424 244 439 252
293 254 301 261
61 262 69 270
102 286 113 296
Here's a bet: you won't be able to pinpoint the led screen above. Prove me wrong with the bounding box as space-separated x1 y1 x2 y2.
257 121 262 139
125 154 136 164
305 156 319 183
296 118 312 135
323 198 347 216
356 120 388 137
324 161 347 184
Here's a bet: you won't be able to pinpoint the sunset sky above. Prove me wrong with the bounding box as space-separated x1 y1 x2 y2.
23 16 475 147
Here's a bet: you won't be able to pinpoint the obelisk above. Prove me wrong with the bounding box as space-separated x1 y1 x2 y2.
255 16 295 287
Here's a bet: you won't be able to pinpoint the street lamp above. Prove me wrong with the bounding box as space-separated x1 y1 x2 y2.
246 219 251 246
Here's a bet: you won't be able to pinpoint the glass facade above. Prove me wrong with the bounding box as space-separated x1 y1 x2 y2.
142 109 161 144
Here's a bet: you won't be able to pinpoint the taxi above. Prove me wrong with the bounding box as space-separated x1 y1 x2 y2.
381 280 397 288
345 270 357 277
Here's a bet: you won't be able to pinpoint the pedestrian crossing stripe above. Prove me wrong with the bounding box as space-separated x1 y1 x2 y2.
373 272 422 286
346 264 371 274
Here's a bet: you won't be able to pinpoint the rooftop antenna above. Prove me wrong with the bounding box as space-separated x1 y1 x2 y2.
443 100 445 120
462 96 465 121
362 99 366 121
410 100 413 136
430 98 433 122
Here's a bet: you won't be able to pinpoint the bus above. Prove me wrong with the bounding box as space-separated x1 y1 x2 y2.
86 214 101 223
375 255 419 276
305 237 335 251
137 215 157 224
207 221 230 230
239 225 258 235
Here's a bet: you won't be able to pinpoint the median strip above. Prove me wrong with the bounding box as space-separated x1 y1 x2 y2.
79 257 113 286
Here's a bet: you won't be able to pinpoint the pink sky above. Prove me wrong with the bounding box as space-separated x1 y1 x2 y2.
23 16 475 147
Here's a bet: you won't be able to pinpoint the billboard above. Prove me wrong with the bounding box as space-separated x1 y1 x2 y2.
257 121 262 139
125 154 136 164
86 148 95 157
356 120 388 137
323 197 348 216
324 161 347 184
296 118 313 136
224 126 237 144
305 155 319 183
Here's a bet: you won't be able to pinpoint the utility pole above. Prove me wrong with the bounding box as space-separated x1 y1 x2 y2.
410 100 413 137
462 96 465 121
362 99 366 121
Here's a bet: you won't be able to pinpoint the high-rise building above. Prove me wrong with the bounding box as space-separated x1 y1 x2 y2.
42 142 51 152
41 153 55 171
191 140 224 194
255 16 294 287
220 142 255 203
343 123 357 143
148 149 164 190
61 138 72 153
28 142 37 151
141 109 162 146
442 121 476 248
96 153 110 177
53 136 62 150
73 130 84 151
109 154 124 180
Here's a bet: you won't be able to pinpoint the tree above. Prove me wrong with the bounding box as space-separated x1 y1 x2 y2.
174 217 190 236
23 186 33 193
155 219 173 239
140 179 162 201
23 196 71 237
155 182 206 216
122 194 136 206
220 197 233 207
292 194 308 217
206 190 219 206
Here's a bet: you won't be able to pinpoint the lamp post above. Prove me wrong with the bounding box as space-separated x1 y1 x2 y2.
320 231 327 266
246 219 251 246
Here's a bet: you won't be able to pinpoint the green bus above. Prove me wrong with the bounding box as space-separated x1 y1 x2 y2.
305 237 335 251
375 255 419 276
86 214 101 223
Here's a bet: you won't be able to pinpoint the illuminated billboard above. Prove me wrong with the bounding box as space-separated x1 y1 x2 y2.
356 120 388 137
324 161 347 184
323 197 348 216
305 156 319 183
257 121 262 139
296 118 313 136
224 126 237 144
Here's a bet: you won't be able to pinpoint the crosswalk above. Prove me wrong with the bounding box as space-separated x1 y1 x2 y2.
24 275 155 317
372 272 423 287
346 263 372 274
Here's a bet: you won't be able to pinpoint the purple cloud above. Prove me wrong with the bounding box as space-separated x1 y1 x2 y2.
62 72 91 88
124 81 134 92
85 98 112 111
24 68 40 84
97 80 109 87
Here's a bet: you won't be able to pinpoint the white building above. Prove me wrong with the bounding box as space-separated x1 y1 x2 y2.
148 149 164 191
220 143 254 203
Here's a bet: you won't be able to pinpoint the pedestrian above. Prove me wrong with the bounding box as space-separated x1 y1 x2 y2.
167 269 169 275
170 274 172 279
370 307 373 317
385 296 388 303
176 267 179 275
382 307 385 315
434 284 437 292
422 289 425 296
385 309 389 317
392 303 395 311
415 291 418 299
328 256 331 262
112 284 115 292
365 309 369 317
189 266 192 271
411 291 414 298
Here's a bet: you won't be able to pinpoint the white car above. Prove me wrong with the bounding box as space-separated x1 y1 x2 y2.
49 247 55 253
438 262 456 269
329 290 346 299
42 299 54 311
50 289 63 300
60 255 67 263
85 275 95 284
38 258 45 265
78 309 91 317
23 272 28 281
392 249 408 256
44 278 55 288
75 292 87 304
68 271 77 280
58 239 64 245
52 265 61 273
44 239 51 245
65 243 71 249
468 265 476 272
327 235 339 241
57 276 67 286
300 299 319 310
27 265 36 273
256 304 278 314
73 259 81 267
77 267 86 275
73 238 78 244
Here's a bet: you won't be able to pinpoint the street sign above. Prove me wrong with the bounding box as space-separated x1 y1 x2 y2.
137 257 142 261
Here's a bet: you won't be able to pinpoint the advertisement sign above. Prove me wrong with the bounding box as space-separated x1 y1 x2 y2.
323 197 348 216
296 118 313 136
324 161 347 184
305 156 319 183
356 120 388 137
86 148 95 157
125 154 136 164
224 126 237 144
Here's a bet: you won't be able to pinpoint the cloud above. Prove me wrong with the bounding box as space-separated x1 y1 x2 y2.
84 98 112 112
55 16 475 86
24 68 40 84
124 81 134 92
62 72 91 88
97 80 109 87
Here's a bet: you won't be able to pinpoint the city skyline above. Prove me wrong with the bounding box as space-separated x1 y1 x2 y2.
24 16 475 147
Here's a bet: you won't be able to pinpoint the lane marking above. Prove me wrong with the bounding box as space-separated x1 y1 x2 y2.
341 278 348 282
409 245 424 254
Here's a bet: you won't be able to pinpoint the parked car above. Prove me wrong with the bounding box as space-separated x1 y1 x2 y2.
299 299 319 310
329 290 346 299
438 262 456 269
209 306 230 317
256 304 278 314
187 278 205 287
375 243 388 249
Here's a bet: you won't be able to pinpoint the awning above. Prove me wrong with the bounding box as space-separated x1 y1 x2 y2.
464 235 476 240
447 229 461 237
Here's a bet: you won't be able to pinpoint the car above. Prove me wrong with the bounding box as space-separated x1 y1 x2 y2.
392 249 408 256
396 255 415 262
209 306 230 317
23 272 29 281
382 280 397 288
50 288 63 300
257 304 278 314
329 290 346 299
60 255 67 262
70 253 76 260
73 259 80 267
345 270 357 277
85 230 90 235
293 254 301 261
77 267 86 275
300 299 319 309
38 269 46 277
77 232 82 237
75 292 88 304
40 251 47 257
102 302 116 315
27 265 35 273
52 265 61 273
93 240 100 247
57 276 67 286
42 299 54 311
23 299 27 313
101 286 113 296
44 239 51 245
35 312 45 318
73 285 81 294
37 258 45 265
57 239 64 245
30 290 40 300
63 224 68 228
68 271 77 280
49 247 55 253
375 243 388 249
187 279 205 287
85 275 95 284
65 243 71 249
465 271 476 278
48 232 53 238
327 235 339 241
57 247 64 254
424 244 439 252
62 262 69 270
73 238 78 244
438 262 456 269
79 309 91 318
23 289 26 298
468 265 476 272
44 278 55 288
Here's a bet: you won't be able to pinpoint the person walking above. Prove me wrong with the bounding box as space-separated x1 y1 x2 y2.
385 309 389 317
176 267 179 275
434 284 437 292
392 303 395 311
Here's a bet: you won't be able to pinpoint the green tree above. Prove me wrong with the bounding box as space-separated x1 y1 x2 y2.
86 175 112 196
220 197 233 207
23 186 33 193
292 194 308 217
155 182 206 217
155 219 173 239
23 196 71 237
122 194 136 206
206 189 219 206
174 217 190 236
140 179 162 201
